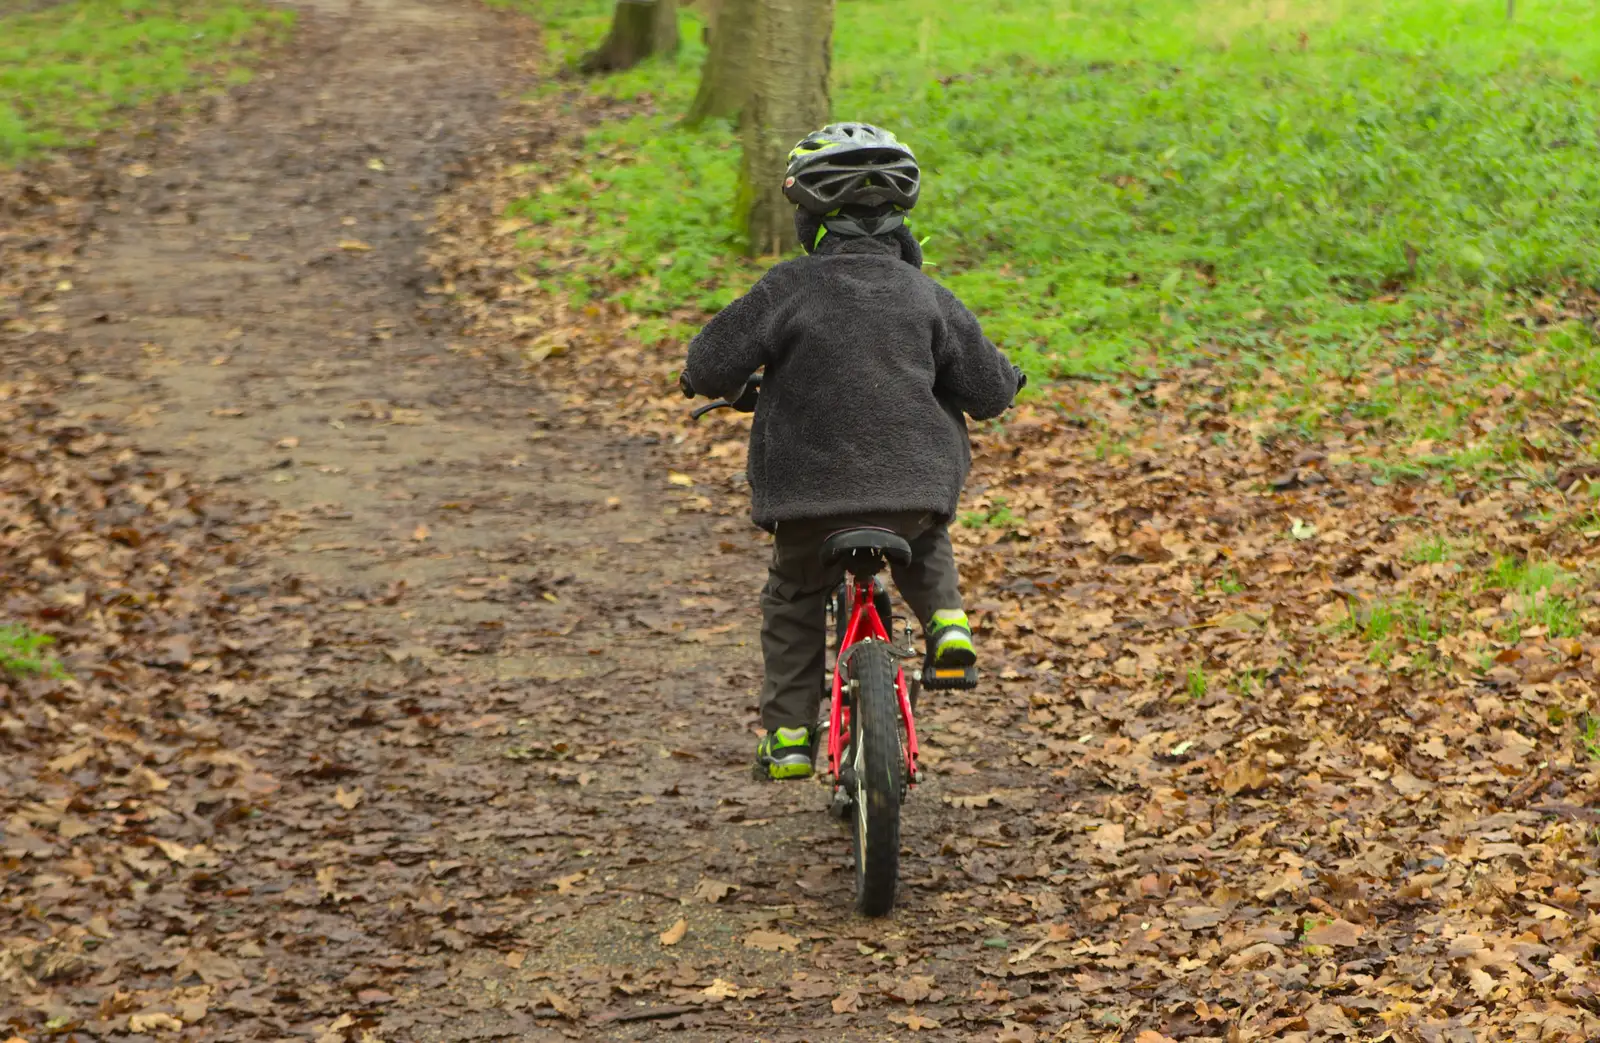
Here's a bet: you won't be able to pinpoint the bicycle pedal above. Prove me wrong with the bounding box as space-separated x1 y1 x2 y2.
921 663 978 690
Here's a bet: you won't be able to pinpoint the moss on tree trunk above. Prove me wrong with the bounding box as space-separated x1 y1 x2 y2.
684 0 755 126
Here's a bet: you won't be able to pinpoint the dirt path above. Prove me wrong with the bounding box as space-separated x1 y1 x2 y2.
25 1 1600 1041
43 1 1034 1039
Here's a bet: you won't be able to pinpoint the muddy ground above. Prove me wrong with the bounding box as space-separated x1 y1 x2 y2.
8 0 1048 1039
4 0 1598 1042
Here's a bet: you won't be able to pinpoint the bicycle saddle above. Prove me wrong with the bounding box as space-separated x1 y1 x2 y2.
820 527 913 567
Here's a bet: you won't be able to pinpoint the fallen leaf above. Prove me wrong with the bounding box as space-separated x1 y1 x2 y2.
1221 757 1271 796
47 746 94 773
129 1013 184 1032
134 765 171 792
552 871 588 894
701 978 740 1000
668 472 694 487
412 524 431 541
154 838 190 864
1304 919 1365 947
1092 822 1125 853
693 877 736 903
999 1022 1039 1043
788 977 836 1000
176 946 242 984
888 1012 941 1030
316 1013 356 1043
505 951 525 969
316 865 342 899
659 918 687 946
173 989 209 1023
743 929 800 952
540 989 581 1019
889 974 936 1003
333 786 365 810
832 988 861 1013
339 239 373 251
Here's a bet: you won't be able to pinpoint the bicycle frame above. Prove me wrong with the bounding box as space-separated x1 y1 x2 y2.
826 574 921 785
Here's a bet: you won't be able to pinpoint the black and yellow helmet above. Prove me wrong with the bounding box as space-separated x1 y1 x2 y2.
783 123 920 216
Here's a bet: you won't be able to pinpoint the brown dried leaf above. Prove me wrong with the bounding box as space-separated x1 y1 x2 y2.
1304 919 1365 947
743 929 799 953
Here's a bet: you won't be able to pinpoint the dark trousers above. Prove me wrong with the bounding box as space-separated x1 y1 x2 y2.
760 511 963 732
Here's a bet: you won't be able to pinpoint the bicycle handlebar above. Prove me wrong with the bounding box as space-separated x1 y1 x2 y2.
688 373 761 421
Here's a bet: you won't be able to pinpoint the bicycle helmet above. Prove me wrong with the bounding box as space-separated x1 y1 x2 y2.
784 123 920 216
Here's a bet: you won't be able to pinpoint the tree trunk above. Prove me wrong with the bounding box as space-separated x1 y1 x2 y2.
684 0 756 126
580 0 680 75
739 0 833 256
686 0 721 44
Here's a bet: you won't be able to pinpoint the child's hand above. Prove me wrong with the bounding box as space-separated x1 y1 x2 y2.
730 379 760 413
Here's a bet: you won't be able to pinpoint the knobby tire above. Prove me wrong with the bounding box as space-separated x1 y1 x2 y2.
848 641 902 917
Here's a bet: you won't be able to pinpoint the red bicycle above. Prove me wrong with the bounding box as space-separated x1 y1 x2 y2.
690 375 927 916
820 528 923 915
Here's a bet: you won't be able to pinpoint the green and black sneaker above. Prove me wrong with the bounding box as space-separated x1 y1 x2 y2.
754 726 814 781
923 609 978 690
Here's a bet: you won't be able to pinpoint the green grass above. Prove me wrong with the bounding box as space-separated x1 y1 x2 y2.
507 0 1600 397
1406 534 1454 564
0 625 65 680
959 496 1021 531
1482 555 1583 639
1580 714 1600 762
1 0 293 163
1339 594 1453 663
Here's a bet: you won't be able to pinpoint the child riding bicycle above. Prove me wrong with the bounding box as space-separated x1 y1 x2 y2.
679 123 1024 781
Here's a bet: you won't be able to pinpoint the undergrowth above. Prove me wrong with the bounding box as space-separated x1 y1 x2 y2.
0 624 65 680
505 0 1600 403
0 0 294 163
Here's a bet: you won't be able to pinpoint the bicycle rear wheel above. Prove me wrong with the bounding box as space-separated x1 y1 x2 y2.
846 641 903 917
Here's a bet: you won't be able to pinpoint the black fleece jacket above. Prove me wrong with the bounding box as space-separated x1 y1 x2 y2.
684 234 1019 532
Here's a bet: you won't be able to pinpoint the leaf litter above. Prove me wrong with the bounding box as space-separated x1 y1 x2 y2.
421 47 1600 1042
0 4 1596 1042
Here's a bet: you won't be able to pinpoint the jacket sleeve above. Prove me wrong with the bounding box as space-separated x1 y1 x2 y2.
931 283 1019 421
684 276 779 400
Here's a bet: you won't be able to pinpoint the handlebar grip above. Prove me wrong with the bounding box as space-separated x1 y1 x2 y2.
691 400 730 420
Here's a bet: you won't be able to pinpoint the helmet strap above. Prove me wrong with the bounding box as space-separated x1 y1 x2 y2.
822 210 906 238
